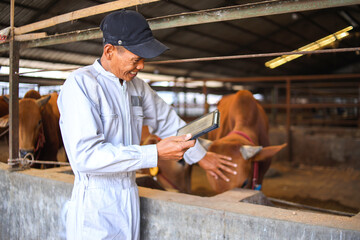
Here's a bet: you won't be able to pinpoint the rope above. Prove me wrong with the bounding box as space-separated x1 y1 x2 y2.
157 172 180 191
34 124 46 160
228 130 260 190
27 160 70 166
8 154 70 168
8 152 35 167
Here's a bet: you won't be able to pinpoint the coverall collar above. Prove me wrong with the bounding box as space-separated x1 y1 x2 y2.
93 59 126 85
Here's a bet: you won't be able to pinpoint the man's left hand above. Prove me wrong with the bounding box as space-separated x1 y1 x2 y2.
198 152 237 182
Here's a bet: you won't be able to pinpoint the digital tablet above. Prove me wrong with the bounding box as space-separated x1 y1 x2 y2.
177 109 220 140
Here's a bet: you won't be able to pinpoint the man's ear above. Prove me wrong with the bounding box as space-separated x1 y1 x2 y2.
103 44 115 60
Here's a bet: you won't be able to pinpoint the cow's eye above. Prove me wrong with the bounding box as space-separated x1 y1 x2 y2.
37 120 42 127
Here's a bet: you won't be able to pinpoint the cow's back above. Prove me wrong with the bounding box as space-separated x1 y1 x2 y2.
24 90 41 99
209 90 268 145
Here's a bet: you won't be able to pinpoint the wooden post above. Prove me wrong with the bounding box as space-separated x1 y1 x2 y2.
9 0 20 169
203 81 209 114
358 84 360 128
9 41 20 168
286 78 292 162
173 78 179 114
271 86 278 126
183 79 187 119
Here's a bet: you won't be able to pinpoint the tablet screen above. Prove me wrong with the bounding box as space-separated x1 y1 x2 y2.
177 109 219 140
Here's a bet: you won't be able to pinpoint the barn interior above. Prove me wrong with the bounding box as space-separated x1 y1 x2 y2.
0 1 359 125
0 1 360 237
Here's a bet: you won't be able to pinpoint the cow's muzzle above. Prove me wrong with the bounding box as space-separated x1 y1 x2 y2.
19 149 34 159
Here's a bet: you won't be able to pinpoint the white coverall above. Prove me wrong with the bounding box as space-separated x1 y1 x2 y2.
58 60 206 240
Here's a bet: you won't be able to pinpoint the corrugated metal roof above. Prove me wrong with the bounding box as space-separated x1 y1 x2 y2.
0 0 359 82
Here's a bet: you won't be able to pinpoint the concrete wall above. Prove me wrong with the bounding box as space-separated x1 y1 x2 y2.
1 163 360 240
0 164 73 240
270 126 360 169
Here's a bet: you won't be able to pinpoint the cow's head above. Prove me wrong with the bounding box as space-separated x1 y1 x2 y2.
206 134 286 194
0 95 50 160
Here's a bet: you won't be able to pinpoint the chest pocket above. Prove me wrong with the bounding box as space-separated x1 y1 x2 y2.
100 113 120 141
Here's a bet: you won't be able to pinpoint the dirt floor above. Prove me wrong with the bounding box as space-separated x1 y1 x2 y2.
190 161 360 215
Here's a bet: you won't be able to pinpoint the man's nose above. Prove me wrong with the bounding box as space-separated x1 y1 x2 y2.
136 59 145 70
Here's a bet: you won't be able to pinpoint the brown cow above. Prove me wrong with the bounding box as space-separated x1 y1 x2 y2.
207 90 286 194
0 90 63 167
141 125 192 193
140 90 285 194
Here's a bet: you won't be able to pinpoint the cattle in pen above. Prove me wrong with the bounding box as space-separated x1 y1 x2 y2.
141 90 286 194
0 90 63 168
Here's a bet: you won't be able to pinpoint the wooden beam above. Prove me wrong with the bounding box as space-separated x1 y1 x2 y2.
20 28 102 49
15 32 47 41
148 0 360 30
14 0 160 35
0 75 65 85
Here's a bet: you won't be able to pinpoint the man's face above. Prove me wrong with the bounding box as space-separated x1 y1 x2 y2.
109 46 145 81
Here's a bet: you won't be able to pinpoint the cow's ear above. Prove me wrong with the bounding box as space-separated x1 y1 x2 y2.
0 115 9 128
240 145 263 160
252 143 287 162
36 95 51 107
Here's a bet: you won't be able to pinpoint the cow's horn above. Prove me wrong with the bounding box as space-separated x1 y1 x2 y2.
240 145 263 160
198 138 213 150
36 95 51 107
3 95 9 103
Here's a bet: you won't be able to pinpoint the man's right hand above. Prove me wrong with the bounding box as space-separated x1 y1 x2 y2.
156 134 195 161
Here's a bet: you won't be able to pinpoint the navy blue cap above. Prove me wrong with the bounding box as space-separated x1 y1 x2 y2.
100 10 169 59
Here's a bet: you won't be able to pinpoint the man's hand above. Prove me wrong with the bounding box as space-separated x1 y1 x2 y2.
198 152 237 182
157 134 195 161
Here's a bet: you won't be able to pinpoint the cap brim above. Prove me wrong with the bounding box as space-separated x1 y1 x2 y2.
124 38 169 59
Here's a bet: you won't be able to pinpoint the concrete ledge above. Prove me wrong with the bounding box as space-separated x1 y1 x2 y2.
1 162 359 240
140 187 360 239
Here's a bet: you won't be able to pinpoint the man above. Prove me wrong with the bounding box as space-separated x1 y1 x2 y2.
58 10 237 240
